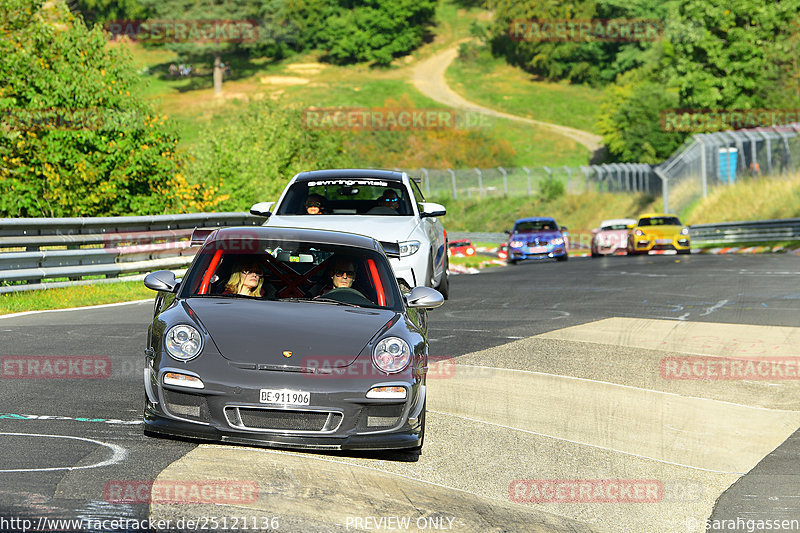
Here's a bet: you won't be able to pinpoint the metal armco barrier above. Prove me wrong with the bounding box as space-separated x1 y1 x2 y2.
689 218 800 244
0 213 262 293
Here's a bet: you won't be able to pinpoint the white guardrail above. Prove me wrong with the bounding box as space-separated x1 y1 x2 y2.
1 215 798 293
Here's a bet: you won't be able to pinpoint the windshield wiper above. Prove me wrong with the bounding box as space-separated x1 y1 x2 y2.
309 298 362 307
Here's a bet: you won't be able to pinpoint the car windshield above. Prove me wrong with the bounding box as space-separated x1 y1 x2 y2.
513 221 557 232
180 236 401 310
275 179 413 216
639 216 682 226
601 224 631 231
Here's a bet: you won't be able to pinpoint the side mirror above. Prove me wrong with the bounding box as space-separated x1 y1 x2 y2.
406 286 444 309
144 270 179 293
250 201 274 217
560 226 569 232
504 229 511 235
419 202 446 218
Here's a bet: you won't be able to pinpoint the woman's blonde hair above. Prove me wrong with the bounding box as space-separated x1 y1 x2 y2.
224 262 264 296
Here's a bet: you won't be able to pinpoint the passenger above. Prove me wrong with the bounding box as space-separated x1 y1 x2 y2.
305 194 325 215
367 190 401 214
223 262 273 298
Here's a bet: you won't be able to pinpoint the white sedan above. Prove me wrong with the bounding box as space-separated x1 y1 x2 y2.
250 169 449 298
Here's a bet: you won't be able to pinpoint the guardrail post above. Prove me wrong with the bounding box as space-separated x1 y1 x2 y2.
522 166 531 195
474 168 483 197
498 166 508 196
447 168 457 199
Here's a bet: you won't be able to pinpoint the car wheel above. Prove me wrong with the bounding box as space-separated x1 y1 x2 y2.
556 253 568 262
591 250 600 258
436 255 450 300
678 249 691 255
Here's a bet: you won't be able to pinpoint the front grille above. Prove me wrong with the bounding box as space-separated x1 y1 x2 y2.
226 407 341 432
527 240 548 246
163 389 209 422
357 404 404 430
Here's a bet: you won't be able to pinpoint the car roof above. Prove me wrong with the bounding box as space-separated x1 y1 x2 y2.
514 217 557 223
207 226 385 253
292 169 405 183
600 218 636 227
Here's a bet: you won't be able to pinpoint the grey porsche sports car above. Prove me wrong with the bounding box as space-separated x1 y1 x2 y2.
142 226 443 451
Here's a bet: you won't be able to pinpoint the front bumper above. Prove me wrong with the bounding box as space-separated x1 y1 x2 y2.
144 360 425 451
630 237 691 254
509 245 567 261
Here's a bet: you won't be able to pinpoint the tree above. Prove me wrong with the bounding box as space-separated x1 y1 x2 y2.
136 0 263 94
184 100 354 211
0 0 218 217
67 0 149 27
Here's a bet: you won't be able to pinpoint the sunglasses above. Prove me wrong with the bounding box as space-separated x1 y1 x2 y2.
241 269 262 277
334 269 355 278
306 202 321 208
383 197 399 202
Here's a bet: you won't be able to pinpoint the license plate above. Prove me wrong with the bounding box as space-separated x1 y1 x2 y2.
656 239 672 244
259 389 310 405
529 246 547 253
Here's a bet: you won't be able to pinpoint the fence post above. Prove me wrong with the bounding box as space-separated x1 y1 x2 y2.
563 166 572 193
580 166 590 192
474 168 483 197
654 167 669 213
697 136 708 198
523 166 531 195
498 166 508 196
447 168 457 199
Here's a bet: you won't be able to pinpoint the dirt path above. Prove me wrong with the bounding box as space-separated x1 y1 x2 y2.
412 45 603 153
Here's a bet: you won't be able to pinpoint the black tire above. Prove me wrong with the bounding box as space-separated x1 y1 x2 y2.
556 253 568 262
678 248 691 255
436 255 450 300
508 258 517 265
591 250 600 258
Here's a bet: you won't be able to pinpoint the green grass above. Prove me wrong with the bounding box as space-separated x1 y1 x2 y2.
446 46 606 134
0 281 154 315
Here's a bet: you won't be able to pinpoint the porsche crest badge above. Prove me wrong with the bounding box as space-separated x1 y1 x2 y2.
282 351 293 358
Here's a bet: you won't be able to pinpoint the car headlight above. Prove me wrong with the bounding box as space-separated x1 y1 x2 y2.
399 240 420 256
634 229 645 236
165 325 203 361
510 240 524 248
550 238 564 245
681 227 689 235
372 337 411 373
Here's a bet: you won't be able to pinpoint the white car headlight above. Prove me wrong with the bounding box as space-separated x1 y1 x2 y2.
398 240 420 256
550 237 564 245
165 325 203 361
510 240 524 248
680 227 689 235
372 337 411 373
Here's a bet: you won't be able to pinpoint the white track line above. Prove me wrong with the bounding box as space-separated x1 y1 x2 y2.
0 299 151 319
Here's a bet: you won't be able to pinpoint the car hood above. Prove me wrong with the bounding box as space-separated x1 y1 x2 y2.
638 225 683 238
186 298 397 368
267 215 419 242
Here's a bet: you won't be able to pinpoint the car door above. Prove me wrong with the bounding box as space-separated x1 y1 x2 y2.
408 177 445 284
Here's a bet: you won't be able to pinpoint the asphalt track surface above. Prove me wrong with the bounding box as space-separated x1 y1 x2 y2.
1 253 799 532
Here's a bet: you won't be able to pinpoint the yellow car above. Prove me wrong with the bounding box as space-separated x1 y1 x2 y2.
627 213 691 255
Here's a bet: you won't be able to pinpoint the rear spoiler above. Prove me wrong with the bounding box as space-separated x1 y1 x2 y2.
379 241 400 258
190 227 216 246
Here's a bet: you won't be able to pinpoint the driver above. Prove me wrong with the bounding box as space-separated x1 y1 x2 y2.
330 257 356 289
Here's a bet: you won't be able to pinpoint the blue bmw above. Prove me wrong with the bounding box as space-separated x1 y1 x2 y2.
505 217 569 263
